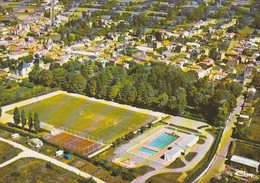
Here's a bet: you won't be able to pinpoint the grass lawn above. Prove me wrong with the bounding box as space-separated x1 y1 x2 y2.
233 141 260 161
131 166 155 177
0 158 88 183
81 161 128 183
197 138 206 144
238 26 254 39
185 152 197 162
146 172 182 183
17 94 155 142
0 141 21 164
166 158 186 169
247 123 260 143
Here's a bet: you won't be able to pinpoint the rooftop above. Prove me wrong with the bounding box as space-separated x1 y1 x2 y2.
231 155 260 169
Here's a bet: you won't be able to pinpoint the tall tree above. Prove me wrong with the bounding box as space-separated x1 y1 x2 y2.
28 66 41 84
34 112 40 132
51 68 67 88
21 110 27 128
39 70 53 86
168 87 187 114
13 107 20 125
28 112 33 130
64 73 87 94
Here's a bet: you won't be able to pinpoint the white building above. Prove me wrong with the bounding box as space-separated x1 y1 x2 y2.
177 134 199 155
164 134 199 162
164 146 183 161
55 150 64 157
11 133 20 139
231 155 260 173
28 138 43 148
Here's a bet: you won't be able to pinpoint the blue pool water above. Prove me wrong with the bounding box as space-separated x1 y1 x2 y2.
139 147 157 155
149 133 178 149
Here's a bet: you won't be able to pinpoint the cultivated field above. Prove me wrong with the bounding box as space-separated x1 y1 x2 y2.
0 158 87 183
18 94 156 142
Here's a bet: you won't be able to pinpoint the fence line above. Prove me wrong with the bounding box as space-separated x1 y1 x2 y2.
59 127 104 144
44 127 104 155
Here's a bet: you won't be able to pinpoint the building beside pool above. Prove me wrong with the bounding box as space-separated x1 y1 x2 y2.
164 134 199 161
165 146 183 161
177 134 199 155
127 128 199 165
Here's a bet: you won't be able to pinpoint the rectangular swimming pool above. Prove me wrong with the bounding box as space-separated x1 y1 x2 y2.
139 147 157 155
149 133 178 149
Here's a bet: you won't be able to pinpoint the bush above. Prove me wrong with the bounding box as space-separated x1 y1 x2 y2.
77 177 96 183
10 171 21 177
46 162 54 169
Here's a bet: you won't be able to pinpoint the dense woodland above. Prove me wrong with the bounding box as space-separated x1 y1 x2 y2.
26 60 243 126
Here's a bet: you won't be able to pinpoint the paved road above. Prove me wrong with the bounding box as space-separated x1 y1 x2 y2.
0 137 105 183
198 96 244 183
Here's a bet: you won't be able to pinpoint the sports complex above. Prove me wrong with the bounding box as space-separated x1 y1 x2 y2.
4 91 166 155
127 127 199 166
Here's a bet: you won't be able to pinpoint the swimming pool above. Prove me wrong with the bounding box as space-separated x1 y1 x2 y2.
139 147 157 155
149 133 178 149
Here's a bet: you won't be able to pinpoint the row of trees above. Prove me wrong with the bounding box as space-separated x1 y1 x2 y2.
28 61 242 126
13 107 40 132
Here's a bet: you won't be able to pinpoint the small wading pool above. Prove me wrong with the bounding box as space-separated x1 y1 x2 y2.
149 133 179 149
139 147 157 155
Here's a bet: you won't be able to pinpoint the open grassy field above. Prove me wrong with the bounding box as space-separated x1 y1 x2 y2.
146 172 182 183
0 141 21 164
0 158 88 183
233 141 260 162
18 94 156 142
247 123 260 143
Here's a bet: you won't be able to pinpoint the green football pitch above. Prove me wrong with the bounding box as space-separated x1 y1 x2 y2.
19 94 156 142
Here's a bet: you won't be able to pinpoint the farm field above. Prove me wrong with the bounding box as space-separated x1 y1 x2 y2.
18 94 156 142
0 158 88 183
0 141 21 164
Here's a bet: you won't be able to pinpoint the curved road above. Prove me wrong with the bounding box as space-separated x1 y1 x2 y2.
197 96 244 182
0 137 105 183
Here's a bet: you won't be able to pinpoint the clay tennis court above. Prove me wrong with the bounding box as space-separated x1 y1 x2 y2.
47 132 102 155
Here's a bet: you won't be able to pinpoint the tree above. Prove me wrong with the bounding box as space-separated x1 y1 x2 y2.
51 68 67 88
252 72 260 88
0 105 2 118
64 73 86 94
34 112 40 132
168 88 187 114
153 92 169 110
13 107 20 125
21 110 27 128
28 112 33 130
39 69 53 86
29 66 41 84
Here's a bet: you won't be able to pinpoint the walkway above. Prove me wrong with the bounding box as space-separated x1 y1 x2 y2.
0 137 105 183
